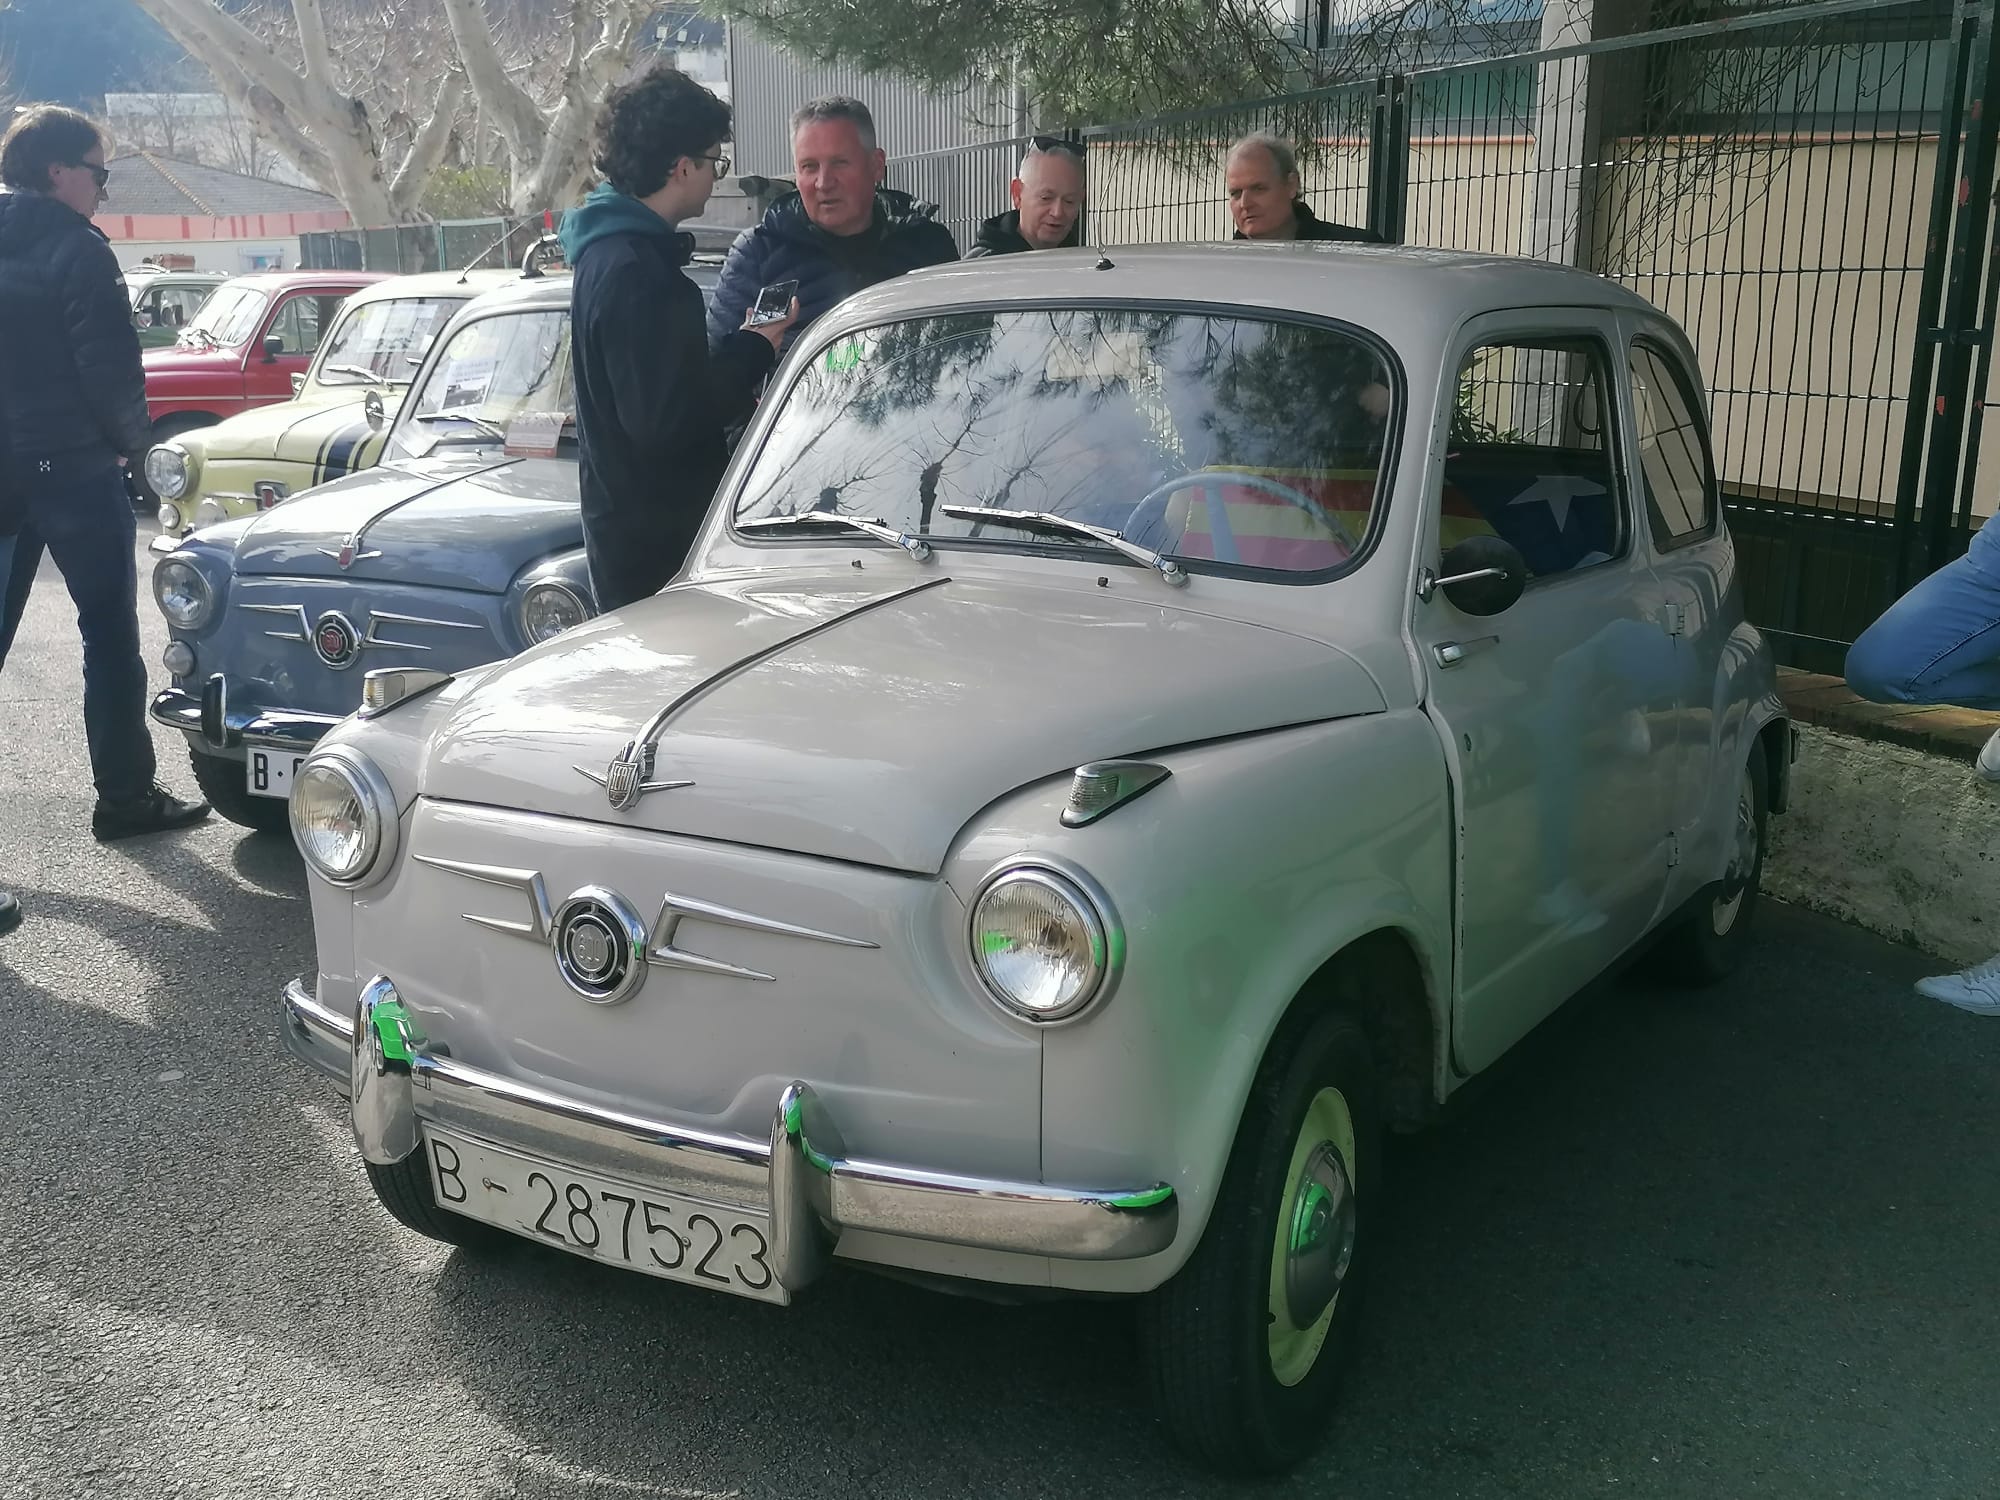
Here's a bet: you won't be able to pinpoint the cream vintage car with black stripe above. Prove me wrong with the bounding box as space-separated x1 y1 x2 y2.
147 270 519 536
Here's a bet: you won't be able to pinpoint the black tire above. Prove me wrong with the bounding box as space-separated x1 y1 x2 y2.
187 746 292 835
1657 748 1769 985
1140 1009 1382 1476
363 1148 507 1250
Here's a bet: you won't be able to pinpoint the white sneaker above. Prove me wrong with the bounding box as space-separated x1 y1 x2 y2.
1977 726 2000 783
1915 951 2000 1015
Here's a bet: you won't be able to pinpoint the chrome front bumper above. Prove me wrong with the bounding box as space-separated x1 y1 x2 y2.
282 976 1178 1285
151 682 341 757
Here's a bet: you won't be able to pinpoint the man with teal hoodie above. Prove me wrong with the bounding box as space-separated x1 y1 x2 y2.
559 65 795 610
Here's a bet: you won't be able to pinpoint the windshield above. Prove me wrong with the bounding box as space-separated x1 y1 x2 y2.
314 296 460 386
733 308 1395 577
404 308 573 442
181 284 267 347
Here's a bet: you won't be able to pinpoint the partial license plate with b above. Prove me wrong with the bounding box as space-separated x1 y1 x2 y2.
247 747 305 799
423 1129 789 1305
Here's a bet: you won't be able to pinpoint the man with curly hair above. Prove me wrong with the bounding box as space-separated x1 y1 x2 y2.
559 65 795 610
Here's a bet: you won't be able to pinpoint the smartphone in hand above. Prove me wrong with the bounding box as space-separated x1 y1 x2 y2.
747 280 799 326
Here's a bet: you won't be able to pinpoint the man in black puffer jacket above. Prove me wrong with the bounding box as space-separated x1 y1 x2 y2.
707 96 957 351
0 106 209 842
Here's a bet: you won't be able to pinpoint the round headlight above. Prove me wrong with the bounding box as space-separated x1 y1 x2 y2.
152 557 213 630
289 750 394 886
195 498 229 528
520 580 589 644
145 445 189 501
969 865 1115 1023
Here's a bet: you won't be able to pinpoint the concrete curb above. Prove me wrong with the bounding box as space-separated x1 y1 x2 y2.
1765 723 1997 966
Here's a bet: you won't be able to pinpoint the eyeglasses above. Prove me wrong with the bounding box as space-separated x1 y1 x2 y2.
703 153 731 177
72 162 110 189
1027 135 1084 161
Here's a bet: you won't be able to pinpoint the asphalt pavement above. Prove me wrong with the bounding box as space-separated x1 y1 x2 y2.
2 535 1998 1499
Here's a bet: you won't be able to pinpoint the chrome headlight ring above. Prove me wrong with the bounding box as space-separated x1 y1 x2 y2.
289 744 399 889
145 444 191 501
516 577 592 646
966 857 1123 1026
151 554 215 630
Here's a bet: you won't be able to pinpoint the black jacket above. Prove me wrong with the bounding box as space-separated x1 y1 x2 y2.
965 209 1081 258
563 191 775 606
706 187 958 348
0 189 151 483
1234 201 1382 244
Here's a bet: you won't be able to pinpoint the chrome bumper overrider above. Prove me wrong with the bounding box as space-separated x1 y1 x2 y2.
282 976 1177 1284
151 684 341 756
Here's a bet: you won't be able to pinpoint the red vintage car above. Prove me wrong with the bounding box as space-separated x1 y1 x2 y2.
140 270 386 493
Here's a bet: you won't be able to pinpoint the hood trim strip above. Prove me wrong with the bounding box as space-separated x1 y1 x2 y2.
578 575 953 807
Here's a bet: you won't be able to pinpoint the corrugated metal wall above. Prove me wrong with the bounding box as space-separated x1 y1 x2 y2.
727 24 1016 175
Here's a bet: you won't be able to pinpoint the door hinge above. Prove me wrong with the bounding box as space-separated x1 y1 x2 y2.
1667 832 1681 868
1664 603 1687 636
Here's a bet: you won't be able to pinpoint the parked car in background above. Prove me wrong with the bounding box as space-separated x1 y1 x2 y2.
137 269 384 500
273 244 1794 1476
148 270 521 536
125 266 230 348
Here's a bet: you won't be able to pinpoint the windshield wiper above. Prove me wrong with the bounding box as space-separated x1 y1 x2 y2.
320 362 385 383
939 504 1187 587
413 409 505 438
739 512 934 561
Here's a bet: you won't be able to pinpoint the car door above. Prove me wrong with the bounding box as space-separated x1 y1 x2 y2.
1410 310 1684 1074
1618 321 1729 846
248 290 333 402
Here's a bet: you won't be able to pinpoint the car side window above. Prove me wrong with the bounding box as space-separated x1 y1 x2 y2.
268 294 325 357
1628 341 1717 549
160 285 208 328
1440 337 1626 582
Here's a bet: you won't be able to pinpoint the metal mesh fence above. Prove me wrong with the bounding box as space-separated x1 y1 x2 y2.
299 215 554 274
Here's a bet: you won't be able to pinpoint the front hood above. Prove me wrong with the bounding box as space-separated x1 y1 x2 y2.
417 572 1386 873
180 389 389 464
143 343 244 381
232 449 580 592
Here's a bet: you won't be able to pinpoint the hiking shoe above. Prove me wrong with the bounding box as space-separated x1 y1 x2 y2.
1978 726 2000 784
0 890 18 938
92 785 211 842
1915 951 2000 1015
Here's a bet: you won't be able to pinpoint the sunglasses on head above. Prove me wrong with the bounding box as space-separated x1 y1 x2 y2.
1028 135 1083 160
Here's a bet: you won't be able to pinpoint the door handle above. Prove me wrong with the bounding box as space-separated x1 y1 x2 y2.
1434 636 1499 667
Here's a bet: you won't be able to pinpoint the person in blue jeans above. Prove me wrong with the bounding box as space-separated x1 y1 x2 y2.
1845 509 2000 1014
0 106 208 844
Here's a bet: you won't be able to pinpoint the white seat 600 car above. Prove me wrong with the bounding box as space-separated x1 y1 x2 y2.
281 243 1792 1475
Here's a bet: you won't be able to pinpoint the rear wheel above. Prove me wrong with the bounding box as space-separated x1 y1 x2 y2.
1656 751 1768 985
1140 1010 1381 1475
187 746 291 835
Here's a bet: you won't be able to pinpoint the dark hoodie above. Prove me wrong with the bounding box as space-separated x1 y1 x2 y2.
705 187 958 349
558 183 776 611
1232 200 1382 245
965 208 1081 258
0 189 151 487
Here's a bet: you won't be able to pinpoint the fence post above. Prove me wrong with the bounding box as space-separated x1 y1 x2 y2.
1896 0 1989 587
1367 73 1410 244
1917 0 2000 578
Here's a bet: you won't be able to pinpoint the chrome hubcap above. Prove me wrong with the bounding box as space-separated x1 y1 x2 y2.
1710 767 1759 935
1267 1087 1357 1388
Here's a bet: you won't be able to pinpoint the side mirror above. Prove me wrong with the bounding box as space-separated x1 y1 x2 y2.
289 372 307 397
262 334 283 363
1428 534 1527 616
364 389 385 428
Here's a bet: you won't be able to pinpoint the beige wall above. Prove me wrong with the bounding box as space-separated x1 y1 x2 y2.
1085 133 1987 522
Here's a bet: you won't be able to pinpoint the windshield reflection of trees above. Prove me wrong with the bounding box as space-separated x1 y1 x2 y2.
734 309 1389 569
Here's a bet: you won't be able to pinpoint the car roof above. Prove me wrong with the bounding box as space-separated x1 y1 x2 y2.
450 269 577 316
818 243 1662 349
206 270 390 293
341 268 521 305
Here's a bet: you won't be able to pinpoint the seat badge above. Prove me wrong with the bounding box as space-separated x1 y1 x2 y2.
575 739 694 808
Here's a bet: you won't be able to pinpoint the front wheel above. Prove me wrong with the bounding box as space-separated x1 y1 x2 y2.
1656 750 1769 985
1140 1010 1381 1475
187 745 292 835
364 1146 507 1250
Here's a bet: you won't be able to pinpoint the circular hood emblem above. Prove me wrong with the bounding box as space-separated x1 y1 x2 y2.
551 887 649 1005
312 611 360 670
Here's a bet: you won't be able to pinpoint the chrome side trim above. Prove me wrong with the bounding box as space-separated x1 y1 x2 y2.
240 602 311 642
413 855 554 941
236 601 483 654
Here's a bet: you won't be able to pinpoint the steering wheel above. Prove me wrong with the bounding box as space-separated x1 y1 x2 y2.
1124 470 1360 563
